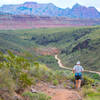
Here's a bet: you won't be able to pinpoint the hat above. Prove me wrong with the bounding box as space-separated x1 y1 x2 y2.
76 61 80 65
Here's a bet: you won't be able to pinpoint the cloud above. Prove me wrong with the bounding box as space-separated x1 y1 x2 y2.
97 8 100 12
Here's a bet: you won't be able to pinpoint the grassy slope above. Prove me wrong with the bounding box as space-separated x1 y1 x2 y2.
0 29 59 69
0 26 100 71
0 30 35 52
59 27 100 71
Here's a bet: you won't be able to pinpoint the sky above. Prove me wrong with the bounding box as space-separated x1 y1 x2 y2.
0 0 100 11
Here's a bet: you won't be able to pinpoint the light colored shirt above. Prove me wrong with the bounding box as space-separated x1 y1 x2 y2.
73 65 84 73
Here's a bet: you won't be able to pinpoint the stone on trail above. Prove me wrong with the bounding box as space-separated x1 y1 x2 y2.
31 88 38 93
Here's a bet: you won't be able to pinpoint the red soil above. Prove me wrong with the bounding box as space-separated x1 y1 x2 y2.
33 82 82 100
34 47 60 56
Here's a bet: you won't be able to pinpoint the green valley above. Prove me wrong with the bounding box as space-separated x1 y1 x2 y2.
0 26 100 71
0 26 100 100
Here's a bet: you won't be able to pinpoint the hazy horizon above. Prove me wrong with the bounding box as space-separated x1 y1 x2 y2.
0 0 100 11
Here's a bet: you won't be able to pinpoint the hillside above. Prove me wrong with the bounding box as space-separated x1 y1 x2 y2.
0 26 100 71
0 2 100 18
0 52 99 100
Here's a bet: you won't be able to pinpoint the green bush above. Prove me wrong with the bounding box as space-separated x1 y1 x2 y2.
82 86 100 100
0 67 16 93
29 63 54 81
82 88 95 97
92 74 100 80
84 96 100 100
52 79 59 86
0 51 33 92
22 92 51 100
83 76 95 86
97 87 100 92
19 73 34 88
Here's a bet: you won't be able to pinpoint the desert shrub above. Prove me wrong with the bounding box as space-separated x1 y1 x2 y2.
82 87 100 100
82 88 95 97
0 51 34 92
0 67 16 100
84 97 100 100
18 73 34 88
0 67 16 93
41 70 54 82
52 79 59 86
29 63 53 81
92 74 100 80
97 87 100 92
53 70 67 80
82 76 95 87
22 92 51 100
0 51 4 62
30 64 72 83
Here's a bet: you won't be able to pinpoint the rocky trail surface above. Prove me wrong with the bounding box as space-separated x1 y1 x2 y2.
32 82 82 100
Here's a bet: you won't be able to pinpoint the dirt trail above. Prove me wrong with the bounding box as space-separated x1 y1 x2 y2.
55 55 100 75
34 83 82 100
55 55 72 71
51 89 81 100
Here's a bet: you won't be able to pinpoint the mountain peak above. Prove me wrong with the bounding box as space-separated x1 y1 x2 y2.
48 3 54 5
89 6 97 10
0 2 100 19
72 3 82 8
24 2 37 5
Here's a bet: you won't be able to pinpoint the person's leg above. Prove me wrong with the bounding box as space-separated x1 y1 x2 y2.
78 80 81 89
75 80 78 89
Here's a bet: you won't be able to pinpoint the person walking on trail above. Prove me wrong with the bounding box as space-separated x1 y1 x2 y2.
72 61 84 89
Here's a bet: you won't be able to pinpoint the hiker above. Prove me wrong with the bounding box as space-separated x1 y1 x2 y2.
72 61 84 89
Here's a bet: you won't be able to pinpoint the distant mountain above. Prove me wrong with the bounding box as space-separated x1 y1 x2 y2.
0 11 11 15
68 3 100 18
0 2 100 18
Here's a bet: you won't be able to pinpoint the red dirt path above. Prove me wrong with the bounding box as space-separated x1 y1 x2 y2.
33 82 82 100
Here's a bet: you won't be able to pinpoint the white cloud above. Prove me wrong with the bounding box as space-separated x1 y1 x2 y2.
97 8 100 12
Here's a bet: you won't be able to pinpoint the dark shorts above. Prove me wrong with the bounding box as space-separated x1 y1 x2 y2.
75 73 82 80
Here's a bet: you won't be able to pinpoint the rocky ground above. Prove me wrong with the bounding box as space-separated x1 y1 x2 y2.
30 82 82 100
